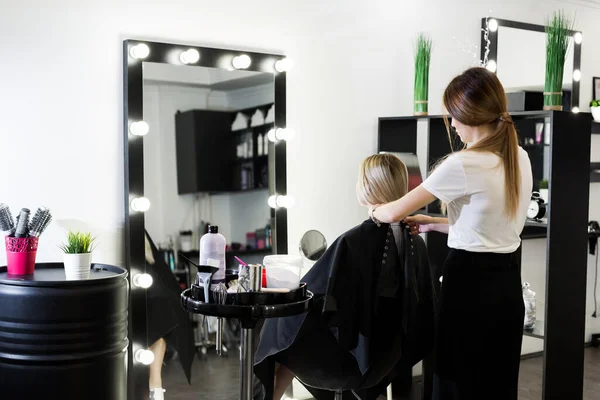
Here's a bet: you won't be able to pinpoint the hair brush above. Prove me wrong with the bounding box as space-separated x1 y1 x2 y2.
0 204 15 236
29 206 52 238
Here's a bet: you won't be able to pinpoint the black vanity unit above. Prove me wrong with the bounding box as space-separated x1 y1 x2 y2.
175 103 274 194
378 111 592 400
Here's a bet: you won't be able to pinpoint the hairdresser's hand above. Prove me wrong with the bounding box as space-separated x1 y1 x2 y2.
403 214 436 235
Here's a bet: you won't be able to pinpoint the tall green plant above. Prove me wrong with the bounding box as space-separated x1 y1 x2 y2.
414 33 432 115
60 231 96 254
544 11 574 109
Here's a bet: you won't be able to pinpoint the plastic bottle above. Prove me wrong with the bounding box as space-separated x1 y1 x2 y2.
265 221 271 249
199 225 226 288
523 282 536 330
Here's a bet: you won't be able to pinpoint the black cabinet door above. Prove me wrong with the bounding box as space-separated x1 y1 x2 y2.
175 110 235 194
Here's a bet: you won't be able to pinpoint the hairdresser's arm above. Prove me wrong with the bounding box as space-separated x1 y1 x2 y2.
404 215 450 234
371 185 436 223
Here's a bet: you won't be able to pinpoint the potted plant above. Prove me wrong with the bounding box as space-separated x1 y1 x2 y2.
414 33 432 116
539 179 549 203
60 231 96 280
543 11 573 111
590 100 600 122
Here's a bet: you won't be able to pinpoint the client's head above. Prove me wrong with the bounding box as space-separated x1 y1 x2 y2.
356 153 408 207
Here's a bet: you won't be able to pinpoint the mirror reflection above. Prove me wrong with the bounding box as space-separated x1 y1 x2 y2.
142 61 277 398
497 27 574 94
299 230 327 261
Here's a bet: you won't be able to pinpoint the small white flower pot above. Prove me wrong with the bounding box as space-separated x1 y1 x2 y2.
63 253 92 280
592 106 600 123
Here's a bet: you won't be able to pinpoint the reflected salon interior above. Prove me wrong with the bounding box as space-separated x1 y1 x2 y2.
2 1 600 400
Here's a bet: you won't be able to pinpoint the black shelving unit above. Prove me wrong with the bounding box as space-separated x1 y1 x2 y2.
175 104 274 194
378 111 592 400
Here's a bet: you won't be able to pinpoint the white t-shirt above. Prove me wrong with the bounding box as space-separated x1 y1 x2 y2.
421 147 533 253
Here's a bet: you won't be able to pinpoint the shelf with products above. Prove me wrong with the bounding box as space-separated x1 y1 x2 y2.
175 103 274 194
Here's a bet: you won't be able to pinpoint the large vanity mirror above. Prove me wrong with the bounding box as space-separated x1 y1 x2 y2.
481 17 582 110
124 40 289 400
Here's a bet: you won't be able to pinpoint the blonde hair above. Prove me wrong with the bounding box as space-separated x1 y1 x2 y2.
357 153 408 205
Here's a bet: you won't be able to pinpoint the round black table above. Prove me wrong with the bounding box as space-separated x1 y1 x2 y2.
181 287 314 400
0 263 128 399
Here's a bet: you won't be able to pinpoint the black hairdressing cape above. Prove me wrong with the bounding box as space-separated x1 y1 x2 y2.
254 220 436 400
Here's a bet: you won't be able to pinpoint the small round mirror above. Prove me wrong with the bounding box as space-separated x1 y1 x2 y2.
299 230 327 261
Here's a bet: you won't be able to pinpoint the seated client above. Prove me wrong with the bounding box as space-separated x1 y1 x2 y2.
254 153 436 400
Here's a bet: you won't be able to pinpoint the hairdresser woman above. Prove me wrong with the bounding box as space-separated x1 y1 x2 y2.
370 67 533 400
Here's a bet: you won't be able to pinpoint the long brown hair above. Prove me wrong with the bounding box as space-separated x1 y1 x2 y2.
442 67 521 219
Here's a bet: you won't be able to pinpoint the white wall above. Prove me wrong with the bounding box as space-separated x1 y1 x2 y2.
143 82 272 248
2 0 600 353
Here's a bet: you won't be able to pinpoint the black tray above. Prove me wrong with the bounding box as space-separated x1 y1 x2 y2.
191 282 307 306
181 287 314 321
0 263 127 286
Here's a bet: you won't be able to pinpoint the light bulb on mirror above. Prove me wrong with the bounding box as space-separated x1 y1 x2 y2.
131 197 151 212
276 195 295 208
275 128 295 141
267 129 278 142
232 54 251 69
268 195 278 208
274 58 294 73
129 121 149 136
486 60 497 73
488 19 499 32
130 43 150 60
180 49 200 64
574 32 583 44
573 69 581 82
572 106 580 114
133 273 153 289
135 349 155 365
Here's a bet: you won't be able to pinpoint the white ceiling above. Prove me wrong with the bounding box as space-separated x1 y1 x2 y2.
142 62 273 91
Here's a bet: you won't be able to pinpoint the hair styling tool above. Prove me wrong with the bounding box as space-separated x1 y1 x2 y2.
28 207 52 237
0 204 15 236
14 208 31 238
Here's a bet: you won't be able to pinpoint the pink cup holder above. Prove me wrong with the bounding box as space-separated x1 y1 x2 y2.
5 236 39 275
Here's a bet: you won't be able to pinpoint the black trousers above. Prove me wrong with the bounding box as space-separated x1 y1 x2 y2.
433 248 524 400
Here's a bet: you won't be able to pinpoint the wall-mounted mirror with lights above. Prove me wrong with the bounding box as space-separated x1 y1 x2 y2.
480 17 582 111
123 40 291 400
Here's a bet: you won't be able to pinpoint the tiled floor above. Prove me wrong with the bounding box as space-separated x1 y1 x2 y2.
162 346 600 399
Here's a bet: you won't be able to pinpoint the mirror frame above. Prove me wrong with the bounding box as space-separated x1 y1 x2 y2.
480 17 582 110
122 39 289 399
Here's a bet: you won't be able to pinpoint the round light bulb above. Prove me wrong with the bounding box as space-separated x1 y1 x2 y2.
268 195 278 208
133 273 153 289
486 60 497 73
488 19 499 32
276 195 295 208
573 69 581 82
130 43 150 60
180 49 200 64
267 129 278 142
135 349 155 365
574 32 583 44
131 197 151 212
275 128 295 141
232 54 251 69
129 121 149 136
572 106 580 114
274 58 294 73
